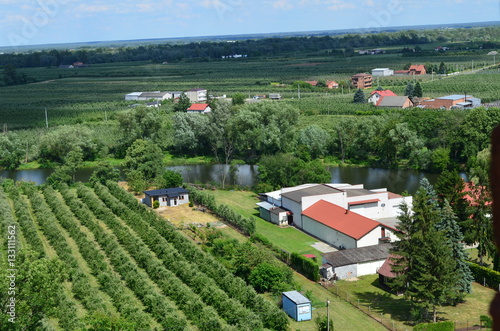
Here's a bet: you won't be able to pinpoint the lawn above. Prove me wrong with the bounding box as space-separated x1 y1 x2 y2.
332 274 495 329
210 190 324 259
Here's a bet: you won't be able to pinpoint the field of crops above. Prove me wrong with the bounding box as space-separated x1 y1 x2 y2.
0 181 289 330
1 50 498 129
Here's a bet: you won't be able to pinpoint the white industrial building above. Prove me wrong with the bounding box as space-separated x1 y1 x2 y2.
371 68 394 76
258 183 411 248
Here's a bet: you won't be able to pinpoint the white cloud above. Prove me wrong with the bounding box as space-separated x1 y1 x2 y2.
74 4 117 13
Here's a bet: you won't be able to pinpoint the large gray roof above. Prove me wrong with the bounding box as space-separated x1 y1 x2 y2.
143 187 188 197
378 96 411 107
322 243 391 268
281 184 342 203
344 188 376 197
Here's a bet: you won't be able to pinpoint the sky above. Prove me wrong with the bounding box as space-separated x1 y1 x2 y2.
0 0 499 47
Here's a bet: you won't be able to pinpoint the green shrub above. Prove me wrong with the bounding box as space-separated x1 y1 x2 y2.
468 262 500 290
153 200 160 209
480 315 492 328
413 321 454 331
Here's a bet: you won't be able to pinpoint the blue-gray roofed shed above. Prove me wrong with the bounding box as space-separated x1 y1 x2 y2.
143 187 189 207
282 291 312 321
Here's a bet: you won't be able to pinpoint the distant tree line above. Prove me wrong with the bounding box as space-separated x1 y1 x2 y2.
1 26 500 68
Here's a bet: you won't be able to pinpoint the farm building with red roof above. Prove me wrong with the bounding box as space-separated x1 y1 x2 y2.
302 200 398 249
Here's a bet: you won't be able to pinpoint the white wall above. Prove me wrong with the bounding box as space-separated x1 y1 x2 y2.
356 226 383 248
357 259 386 277
282 197 303 228
302 215 356 249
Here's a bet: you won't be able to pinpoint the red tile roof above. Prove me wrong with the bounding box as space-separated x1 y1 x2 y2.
187 103 209 111
348 199 380 206
370 90 396 97
302 200 381 240
303 254 317 258
462 182 492 206
409 64 426 73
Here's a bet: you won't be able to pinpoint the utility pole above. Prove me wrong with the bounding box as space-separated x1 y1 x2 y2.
298 84 300 99
45 108 48 129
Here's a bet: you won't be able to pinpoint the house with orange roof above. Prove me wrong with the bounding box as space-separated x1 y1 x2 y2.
186 103 211 114
304 80 318 86
326 80 339 89
409 64 426 75
368 89 397 105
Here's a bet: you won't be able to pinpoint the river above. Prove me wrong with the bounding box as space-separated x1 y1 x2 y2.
0 164 449 195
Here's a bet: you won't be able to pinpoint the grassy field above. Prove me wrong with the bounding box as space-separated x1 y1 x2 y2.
332 274 495 329
209 189 325 259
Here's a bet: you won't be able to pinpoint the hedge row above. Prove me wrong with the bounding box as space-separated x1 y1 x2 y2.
105 181 290 331
413 320 454 331
468 261 500 290
188 186 256 235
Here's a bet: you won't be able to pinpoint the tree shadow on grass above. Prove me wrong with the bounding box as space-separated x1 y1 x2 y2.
353 278 412 323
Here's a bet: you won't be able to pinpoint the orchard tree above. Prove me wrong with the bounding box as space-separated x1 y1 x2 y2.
232 92 246 105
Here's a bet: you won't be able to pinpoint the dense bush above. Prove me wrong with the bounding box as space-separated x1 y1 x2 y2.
468 262 500 290
413 320 454 331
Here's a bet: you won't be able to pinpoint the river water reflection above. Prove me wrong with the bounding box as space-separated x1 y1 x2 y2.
0 164 449 195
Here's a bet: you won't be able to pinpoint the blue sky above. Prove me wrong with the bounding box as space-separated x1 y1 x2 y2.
0 0 499 47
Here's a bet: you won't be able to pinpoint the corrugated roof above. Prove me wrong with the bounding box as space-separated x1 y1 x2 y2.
143 187 188 197
270 207 288 215
282 291 311 305
437 94 471 101
281 184 342 203
322 243 392 268
344 188 375 197
302 200 380 240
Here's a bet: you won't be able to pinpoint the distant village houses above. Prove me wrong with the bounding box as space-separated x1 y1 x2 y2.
419 94 481 109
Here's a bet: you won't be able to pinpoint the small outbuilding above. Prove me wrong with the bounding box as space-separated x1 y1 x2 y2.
143 187 189 207
282 291 312 321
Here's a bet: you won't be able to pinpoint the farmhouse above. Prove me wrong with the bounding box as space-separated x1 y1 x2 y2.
351 73 373 89
376 96 413 109
322 243 391 280
304 80 318 86
368 90 397 105
186 103 212 114
371 68 394 76
419 94 481 109
185 89 207 102
125 91 173 101
142 187 189 207
282 291 312 321
326 80 339 89
409 64 426 75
